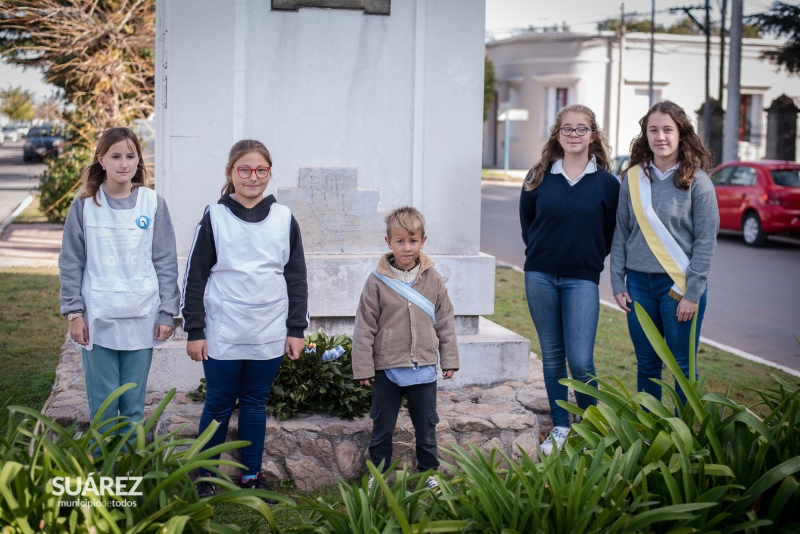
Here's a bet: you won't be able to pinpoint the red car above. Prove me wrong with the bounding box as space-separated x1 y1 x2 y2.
710 160 800 246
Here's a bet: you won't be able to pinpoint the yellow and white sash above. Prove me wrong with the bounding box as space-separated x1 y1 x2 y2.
628 164 688 298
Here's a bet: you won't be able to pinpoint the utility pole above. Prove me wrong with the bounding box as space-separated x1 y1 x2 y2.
703 0 711 139
648 0 655 108
615 3 625 157
719 0 727 106
670 3 712 137
723 0 743 162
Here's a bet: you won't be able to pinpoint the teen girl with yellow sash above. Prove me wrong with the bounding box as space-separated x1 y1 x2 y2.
610 101 719 404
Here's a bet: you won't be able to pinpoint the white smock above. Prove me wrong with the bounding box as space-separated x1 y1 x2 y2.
80 186 160 351
204 202 292 360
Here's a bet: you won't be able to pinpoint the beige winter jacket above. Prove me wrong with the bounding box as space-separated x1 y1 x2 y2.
352 252 460 380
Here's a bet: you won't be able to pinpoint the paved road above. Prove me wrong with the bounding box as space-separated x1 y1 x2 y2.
481 181 800 372
0 141 46 221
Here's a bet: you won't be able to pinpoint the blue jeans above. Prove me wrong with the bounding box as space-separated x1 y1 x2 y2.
198 356 283 477
524 271 599 428
369 370 439 473
625 270 707 405
82 345 153 430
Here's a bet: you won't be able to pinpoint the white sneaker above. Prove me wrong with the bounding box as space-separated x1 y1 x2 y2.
540 426 570 456
424 475 441 494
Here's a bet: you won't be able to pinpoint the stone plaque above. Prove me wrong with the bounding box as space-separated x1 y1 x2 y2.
272 0 390 15
278 168 387 254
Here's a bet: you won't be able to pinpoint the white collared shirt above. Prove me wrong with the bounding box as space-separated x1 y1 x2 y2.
551 155 597 186
649 162 680 181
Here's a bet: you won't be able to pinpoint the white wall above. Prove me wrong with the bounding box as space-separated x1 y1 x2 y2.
158 0 486 261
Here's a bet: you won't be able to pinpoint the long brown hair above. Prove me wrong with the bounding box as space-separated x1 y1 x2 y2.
524 104 611 191
627 100 713 190
221 139 273 195
80 127 147 205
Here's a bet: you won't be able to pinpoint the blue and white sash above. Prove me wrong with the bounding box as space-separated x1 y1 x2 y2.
372 271 437 325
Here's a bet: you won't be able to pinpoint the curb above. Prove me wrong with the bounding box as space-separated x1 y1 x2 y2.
0 194 34 238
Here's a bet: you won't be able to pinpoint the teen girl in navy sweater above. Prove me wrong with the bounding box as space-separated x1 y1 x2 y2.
519 104 619 455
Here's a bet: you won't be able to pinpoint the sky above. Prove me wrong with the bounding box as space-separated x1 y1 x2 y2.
484 0 777 40
0 61 55 104
0 0 782 103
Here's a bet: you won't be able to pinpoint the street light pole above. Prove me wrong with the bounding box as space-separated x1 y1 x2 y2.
719 0 727 106
648 0 655 108
703 0 711 138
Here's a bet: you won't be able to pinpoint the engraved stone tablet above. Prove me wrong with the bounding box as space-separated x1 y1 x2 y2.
272 0 390 15
278 168 387 254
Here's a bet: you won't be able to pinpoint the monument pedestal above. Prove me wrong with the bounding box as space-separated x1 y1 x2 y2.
156 1 531 391
147 315 530 393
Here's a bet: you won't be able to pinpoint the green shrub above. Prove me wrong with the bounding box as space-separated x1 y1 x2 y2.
0 385 289 532
282 448 715 533
36 146 92 223
187 331 372 421
558 303 800 532
273 307 800 533
269 331 371 421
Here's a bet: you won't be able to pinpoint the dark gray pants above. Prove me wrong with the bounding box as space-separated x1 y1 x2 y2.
369 370 440 473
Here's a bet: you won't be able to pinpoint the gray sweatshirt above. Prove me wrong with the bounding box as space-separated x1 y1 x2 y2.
58 187 180 325
609 169 720 303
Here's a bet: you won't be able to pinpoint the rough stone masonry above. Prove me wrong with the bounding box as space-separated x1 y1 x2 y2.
44 339 562 490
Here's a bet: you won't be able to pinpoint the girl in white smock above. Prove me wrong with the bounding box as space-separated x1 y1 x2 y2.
180 140 309 500
59 127 179 429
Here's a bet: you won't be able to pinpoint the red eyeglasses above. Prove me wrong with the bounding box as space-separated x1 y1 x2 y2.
235 166 271 179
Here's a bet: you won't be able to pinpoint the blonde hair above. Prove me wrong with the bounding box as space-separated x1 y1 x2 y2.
221 139 273 195
524 104 612 191
385 206 425 237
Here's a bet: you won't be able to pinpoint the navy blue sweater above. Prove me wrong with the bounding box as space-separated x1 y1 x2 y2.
519 169 620 284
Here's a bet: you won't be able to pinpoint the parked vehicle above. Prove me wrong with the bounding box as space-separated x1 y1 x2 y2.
612 154 630 181
2 125 20 143
710 160 800 246
22 124 64 161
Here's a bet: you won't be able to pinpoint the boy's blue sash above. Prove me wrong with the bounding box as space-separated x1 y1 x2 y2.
372 271 437 325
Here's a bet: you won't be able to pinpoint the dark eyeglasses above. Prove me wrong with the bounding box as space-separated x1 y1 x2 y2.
560 127 593 137
235 166 271 179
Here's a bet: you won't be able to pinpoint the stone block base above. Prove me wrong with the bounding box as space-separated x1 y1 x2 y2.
44 341 554 491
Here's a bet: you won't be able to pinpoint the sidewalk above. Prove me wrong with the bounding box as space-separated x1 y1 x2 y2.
0 222 62 268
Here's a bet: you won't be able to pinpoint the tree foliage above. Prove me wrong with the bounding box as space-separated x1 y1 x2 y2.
747 1 800 76
0 86 36 122
483 53 496 122
598 16 760 38
0 0 156 146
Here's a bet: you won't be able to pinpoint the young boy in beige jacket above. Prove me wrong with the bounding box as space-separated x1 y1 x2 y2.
353 206 459 490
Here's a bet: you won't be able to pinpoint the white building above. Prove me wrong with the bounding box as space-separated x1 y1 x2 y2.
483 31 799 169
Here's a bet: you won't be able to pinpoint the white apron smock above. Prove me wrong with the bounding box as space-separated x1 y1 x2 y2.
204 202 292 360
80 186 160 351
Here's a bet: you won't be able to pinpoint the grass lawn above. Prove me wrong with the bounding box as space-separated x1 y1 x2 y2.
13 195 50 223
1 263 797 529
481 169 520 181
0 266 64 414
